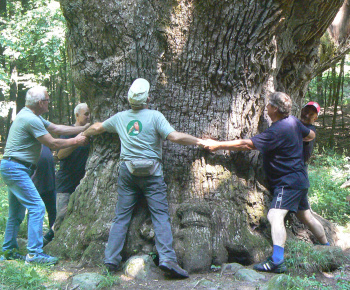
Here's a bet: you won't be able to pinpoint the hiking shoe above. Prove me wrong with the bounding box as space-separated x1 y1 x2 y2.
103 263 119 275
159 260 189 278
25 253 58 265
253 256 287 273
0 250 25 261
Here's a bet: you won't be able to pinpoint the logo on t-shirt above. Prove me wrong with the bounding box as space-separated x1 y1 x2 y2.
127 120 142 136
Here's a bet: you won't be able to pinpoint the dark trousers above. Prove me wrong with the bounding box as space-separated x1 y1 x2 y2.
104 163 177 266
39 190 56 228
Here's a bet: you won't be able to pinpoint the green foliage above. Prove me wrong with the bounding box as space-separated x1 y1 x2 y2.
308 148 350 225
97 273 120 289
306 55 350 107
267 274 350 290
0 0 66 96
0 262 58 289
285 240 333 274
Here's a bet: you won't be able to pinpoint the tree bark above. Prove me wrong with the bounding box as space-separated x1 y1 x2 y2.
48 0 349 271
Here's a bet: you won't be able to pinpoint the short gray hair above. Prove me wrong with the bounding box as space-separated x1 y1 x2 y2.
74 103 88 115
268 92 292 117
25 86 47 107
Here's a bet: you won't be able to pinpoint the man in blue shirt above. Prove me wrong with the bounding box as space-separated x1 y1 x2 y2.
54 103 91 235
295 102 329 247
203 92 317 273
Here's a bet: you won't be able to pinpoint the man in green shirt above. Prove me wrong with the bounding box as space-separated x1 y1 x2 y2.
84 78 204 278
1 86 88 264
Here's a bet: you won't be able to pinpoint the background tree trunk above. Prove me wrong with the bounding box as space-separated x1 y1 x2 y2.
48 0 349 272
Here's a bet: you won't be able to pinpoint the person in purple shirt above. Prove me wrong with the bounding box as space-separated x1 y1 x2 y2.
203 92 328 273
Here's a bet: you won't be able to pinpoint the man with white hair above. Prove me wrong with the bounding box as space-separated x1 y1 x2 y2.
0 86 88 264
83 78 205 278
52 103 91 237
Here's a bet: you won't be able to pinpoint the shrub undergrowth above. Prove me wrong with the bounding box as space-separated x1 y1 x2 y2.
308 148 350 225
0 262 56 289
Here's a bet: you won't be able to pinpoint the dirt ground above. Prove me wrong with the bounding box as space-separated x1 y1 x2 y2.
51 256 350 289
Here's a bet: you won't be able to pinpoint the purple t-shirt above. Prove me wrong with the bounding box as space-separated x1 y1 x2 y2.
251 115 311 190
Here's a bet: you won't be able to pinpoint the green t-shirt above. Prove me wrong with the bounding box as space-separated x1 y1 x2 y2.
4 107 51 165
102 109 175 175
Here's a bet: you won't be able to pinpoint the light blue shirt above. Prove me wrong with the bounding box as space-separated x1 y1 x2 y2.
4 107 51 165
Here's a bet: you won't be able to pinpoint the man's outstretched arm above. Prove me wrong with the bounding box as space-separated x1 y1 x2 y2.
202 139 256 152
167 131 203 146
82 122 106 137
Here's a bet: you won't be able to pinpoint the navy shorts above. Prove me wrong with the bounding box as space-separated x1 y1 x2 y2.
270 187 310 213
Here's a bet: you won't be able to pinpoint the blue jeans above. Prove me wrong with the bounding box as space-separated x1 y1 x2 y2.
104 163 178 265
0 159 45 254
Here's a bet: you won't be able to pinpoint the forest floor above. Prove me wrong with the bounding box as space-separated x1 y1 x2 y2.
47 253 350 289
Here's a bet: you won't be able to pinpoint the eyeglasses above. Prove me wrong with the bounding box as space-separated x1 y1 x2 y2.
42 99 50 103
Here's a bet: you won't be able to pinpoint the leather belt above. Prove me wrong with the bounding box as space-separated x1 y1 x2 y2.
3 156 37 171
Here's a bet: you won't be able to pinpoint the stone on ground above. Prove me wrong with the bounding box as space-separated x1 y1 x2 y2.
71 273 104 290
124 254 163 280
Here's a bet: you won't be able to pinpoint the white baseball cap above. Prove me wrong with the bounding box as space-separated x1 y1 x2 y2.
128 78 150 106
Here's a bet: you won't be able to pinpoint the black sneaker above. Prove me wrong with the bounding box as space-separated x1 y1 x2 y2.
159 260 189 279
253 256 287 273
103 263 119 275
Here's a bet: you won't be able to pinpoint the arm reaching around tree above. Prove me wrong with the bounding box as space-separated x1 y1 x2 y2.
202 139 256 152
167 131 204 146
37 133 87 150
82 122 106 137
47 122 90 136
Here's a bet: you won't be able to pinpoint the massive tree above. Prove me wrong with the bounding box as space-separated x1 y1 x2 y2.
49 0 350 272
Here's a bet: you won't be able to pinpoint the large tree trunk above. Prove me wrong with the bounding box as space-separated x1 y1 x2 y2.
49 0 349 272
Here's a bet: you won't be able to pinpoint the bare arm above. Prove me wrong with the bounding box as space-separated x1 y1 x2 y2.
82 122 106 137
303 130 315 142
167 131 203 146
37 133 87 150
57 145 79 160
202 139 256 152
47 123 90 136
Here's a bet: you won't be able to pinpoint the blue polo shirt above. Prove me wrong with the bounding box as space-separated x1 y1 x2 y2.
251 115 311 190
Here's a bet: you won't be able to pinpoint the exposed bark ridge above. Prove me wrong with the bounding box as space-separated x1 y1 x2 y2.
48 0 347 271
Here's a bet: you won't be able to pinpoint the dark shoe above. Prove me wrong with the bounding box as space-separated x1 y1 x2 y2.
0 250 25 261
25 253 58 265
43 229 54 247
253 256 287 273
159 260 189 279
103 263 119 275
